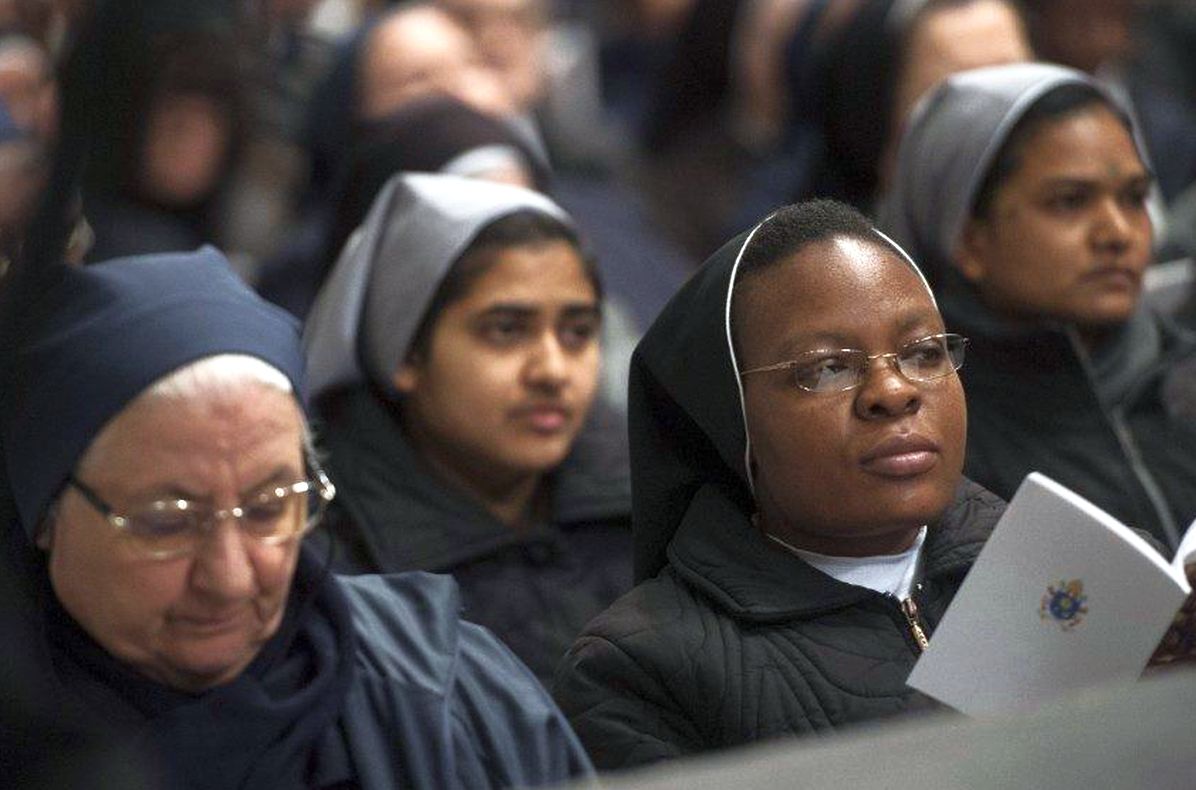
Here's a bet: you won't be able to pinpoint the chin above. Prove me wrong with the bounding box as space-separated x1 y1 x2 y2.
509 439 575 472
166 650 254 691
876 481 955 528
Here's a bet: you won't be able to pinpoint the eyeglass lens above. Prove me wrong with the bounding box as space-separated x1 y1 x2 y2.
793 335 965 392
124 485 315 556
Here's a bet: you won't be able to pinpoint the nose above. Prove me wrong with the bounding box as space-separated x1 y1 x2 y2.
524 331 569 391
1091 196 1137 256
188 520 256 603
853 356 921 420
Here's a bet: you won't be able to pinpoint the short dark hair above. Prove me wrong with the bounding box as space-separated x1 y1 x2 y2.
971 82 1132 219
738 199 884 279
732 200 909 358
407 209 601 358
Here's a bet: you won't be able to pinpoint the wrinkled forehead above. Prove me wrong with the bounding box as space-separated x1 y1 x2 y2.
78 381 305 477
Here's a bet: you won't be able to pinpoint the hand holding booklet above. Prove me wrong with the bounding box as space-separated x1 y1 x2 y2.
906 472 1196 717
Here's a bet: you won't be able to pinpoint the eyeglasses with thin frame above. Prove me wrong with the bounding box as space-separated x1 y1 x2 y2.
739 333 968 394
67 462 337 560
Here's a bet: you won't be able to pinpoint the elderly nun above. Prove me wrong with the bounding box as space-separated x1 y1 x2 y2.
304 172 631 687
879 62 1196 554
0 247 591 788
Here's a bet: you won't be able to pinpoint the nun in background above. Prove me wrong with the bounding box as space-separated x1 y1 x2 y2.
259 94 549 320
303 173 631 686
880 62 1196 554
0 246 592 788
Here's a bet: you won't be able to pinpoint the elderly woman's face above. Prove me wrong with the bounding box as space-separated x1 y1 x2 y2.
40 384 305 692
958 106 1151 330
736 237 966 555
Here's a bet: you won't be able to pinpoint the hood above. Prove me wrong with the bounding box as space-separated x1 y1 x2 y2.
303 172 572 400
879 62 1144 292
0 247 305 541
629 216 934 581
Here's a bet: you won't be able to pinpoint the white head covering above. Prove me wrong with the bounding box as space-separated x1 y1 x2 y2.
303 172 573 399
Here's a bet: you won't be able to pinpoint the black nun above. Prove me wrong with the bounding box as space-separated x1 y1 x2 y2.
553 200 1004 769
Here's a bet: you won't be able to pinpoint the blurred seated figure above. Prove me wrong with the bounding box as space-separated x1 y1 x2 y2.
437 0 548 113
357 1 512 121
554 200 1003 768
0 97 46 275
259 94 546 318
82 30 243 263
640 0 1031 259
302 0 516 202
0 247 592 788
762 0 1030 214
881 63 1196 553
0 33 56 142
304 174 632 686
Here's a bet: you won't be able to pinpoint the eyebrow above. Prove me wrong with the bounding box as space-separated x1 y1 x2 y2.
477 301 600 318
1039 170 1152 190
560 304 602 320
130 465 301 505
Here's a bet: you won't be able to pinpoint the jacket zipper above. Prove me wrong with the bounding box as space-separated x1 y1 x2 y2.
900 596 930 653
1066 328 1181 551
1108 407 1181 549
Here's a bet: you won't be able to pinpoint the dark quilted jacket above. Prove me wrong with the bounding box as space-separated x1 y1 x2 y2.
554 479 1003 771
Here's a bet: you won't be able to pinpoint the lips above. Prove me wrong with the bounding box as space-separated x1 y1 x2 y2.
1083 265 1141 290
170 610 247 635
859 433 940 478
510 402 572 433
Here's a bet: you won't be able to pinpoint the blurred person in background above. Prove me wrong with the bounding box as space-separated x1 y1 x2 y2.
0 97 47 275
260 93 544 318
638 0 1031 260
223 0 336 270
0 0 85 58
881 63 1196 553
82 28 244 262
0 32 56 141
303 173 632 686
437 0 549 113
587 0 696 134
302 0 514 204
734 0 1030 227
356 2 512 121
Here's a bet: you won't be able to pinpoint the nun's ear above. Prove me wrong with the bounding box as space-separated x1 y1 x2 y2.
34 502 59 551
392 360 420 394
953 217 992 285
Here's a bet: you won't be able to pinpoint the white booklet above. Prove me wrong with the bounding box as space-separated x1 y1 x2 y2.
906 472 1196 716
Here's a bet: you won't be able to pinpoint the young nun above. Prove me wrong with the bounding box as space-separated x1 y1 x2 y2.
304 173 631 685
553 199 1004 769
880 62 1196 553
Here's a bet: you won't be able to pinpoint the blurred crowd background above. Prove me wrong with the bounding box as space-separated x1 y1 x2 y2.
3 0 1196 334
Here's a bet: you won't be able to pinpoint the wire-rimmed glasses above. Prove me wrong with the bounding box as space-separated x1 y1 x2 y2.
739 333 968 394
67 464 337 560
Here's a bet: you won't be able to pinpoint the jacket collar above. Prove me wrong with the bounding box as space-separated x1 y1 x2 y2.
665 479 1002 623
321 387 627 571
